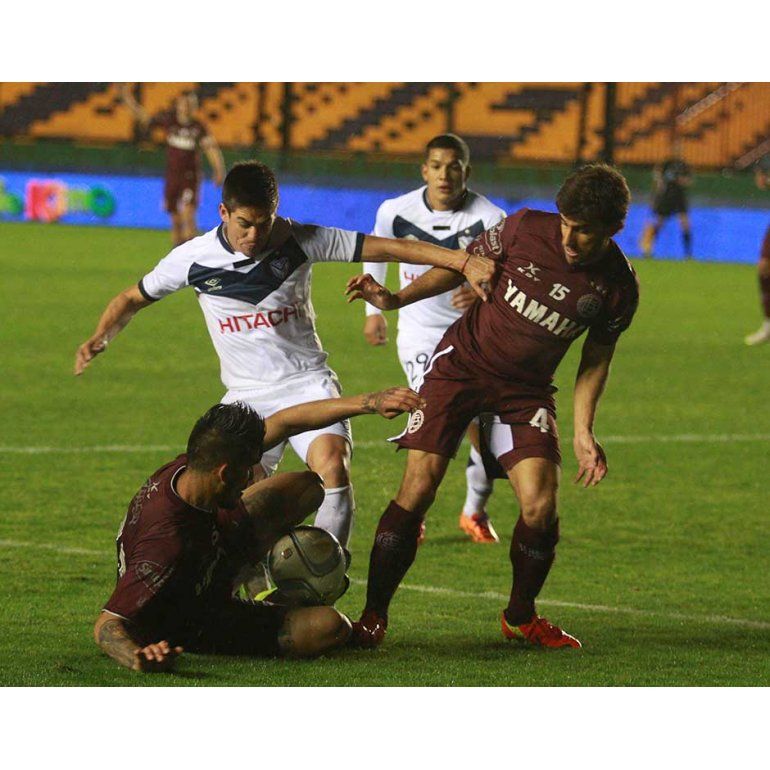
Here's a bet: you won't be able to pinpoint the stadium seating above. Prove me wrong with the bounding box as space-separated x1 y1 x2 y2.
1 82 769 169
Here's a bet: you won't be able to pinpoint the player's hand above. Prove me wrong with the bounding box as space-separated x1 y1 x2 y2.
363 314 388 346
450 284 477 311
133 640 183 673
363 387 425 419
74 335 109 376
459 251 497 302
345 274 400 310
573 433 608 487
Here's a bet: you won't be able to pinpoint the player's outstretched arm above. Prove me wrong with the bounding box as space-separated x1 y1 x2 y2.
263 387 425 451
346 267 466 311
94 611 182 673
360 235 497 301
573 336 616 488
74 285 153 375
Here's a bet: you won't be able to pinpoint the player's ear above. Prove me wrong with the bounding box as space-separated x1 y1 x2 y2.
464 163 472 183
218 202 229 223
420 162 429 184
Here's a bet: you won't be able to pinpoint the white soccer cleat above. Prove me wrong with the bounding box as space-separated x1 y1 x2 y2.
745 324 770 346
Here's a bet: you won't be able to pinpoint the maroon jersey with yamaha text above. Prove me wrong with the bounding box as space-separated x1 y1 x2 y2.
150 111 210 182
103 455 255 642
443 209 639 387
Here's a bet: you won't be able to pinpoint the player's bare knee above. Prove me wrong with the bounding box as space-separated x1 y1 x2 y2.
519 495 558 529
308 447 351 488
281 607 350 657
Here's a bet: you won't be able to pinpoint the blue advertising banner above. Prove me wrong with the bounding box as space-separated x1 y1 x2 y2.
0 169 766 264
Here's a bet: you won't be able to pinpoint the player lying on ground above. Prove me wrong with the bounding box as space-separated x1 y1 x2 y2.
75 160 495 552
93 386 423 673
361 133 506 544
346 163 640 650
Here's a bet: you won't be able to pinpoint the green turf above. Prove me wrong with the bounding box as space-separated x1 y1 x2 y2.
1 222 769 686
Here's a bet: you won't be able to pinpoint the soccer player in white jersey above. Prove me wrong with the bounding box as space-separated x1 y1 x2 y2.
74 160 495 550
362 134 507 544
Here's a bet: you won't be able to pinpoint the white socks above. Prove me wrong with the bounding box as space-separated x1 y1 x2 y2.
314 484 355 547
462 446 493 517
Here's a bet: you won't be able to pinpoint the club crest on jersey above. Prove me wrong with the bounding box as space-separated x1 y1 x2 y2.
204 277 222 290
407 409 425 434
516 262 542 282
485 219 504 255
577 294 602 319
269 254 291 279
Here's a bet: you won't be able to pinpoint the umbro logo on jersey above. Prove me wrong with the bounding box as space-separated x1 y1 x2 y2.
204 277 222 290
516 262 541 281
270 255 291 279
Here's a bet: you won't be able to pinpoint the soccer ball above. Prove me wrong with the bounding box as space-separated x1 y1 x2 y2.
267 525 351 606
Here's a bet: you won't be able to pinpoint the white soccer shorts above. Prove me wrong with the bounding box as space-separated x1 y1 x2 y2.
221 370 352 475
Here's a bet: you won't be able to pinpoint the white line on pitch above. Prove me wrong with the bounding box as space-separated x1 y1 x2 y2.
0 538 766 631
2 433 770 454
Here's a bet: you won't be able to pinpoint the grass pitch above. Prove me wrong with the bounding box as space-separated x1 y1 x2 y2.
1 222 769 686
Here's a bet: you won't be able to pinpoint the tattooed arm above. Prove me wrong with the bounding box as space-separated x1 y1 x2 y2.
262 387 425 450
93 611 182 672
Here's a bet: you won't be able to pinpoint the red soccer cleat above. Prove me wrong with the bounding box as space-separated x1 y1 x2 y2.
349 609 388 649
459 512 499 543
501 611 582 649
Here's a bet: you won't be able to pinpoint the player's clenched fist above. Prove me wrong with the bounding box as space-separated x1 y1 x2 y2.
459 250 498 302
362 387 425 419
346 274 400 310
74 335 108 375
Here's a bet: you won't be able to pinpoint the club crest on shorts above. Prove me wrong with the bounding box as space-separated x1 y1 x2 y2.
577 293 602 318
407 409 425 434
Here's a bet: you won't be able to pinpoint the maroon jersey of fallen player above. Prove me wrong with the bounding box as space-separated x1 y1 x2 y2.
103 454 256 644
445 208 639 387
150 111 210 184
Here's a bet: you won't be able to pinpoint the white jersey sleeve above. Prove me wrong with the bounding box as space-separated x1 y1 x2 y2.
363 200 394 317
139 245 194 301
290 222 364 264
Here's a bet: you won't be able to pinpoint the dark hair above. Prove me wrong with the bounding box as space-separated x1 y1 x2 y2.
556 163 630 229
222 160 279 213
186 402 265 472
425 133 470 165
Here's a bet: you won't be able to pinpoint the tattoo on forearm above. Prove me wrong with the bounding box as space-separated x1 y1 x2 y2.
97 619 139 670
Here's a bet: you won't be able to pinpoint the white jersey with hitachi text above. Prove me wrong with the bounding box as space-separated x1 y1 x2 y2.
363 187 505 347
139 217 364 392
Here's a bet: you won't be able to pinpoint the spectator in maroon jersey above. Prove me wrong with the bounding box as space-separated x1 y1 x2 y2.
120 84 225 246
744 156 770 345
93 386 423 673
345 164 639 650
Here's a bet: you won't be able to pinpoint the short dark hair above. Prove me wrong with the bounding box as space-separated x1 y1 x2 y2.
186 402 265 472
556 163 630 229
222 160 279 213
425 133 470 165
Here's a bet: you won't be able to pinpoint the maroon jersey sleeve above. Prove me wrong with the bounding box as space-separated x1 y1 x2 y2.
587 268 640 345
467 208 528 260
103 524 182 622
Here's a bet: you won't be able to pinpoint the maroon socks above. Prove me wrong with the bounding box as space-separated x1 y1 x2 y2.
505 515 560 625
364 500 424 620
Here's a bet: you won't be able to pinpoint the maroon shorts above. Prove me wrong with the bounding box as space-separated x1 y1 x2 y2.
164 172 199 214
394 344 561 471
179 600 288 657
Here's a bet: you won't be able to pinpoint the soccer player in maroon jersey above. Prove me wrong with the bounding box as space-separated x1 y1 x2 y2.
345 164 639 649
120 84 225 246
93 386 423 673
744 158 770 346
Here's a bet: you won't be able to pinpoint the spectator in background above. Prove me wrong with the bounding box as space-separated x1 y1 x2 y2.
744 155 770 346
120 84 225 246
640 142 693 259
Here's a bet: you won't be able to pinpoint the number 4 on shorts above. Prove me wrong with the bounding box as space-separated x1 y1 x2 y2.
528 408 550 433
